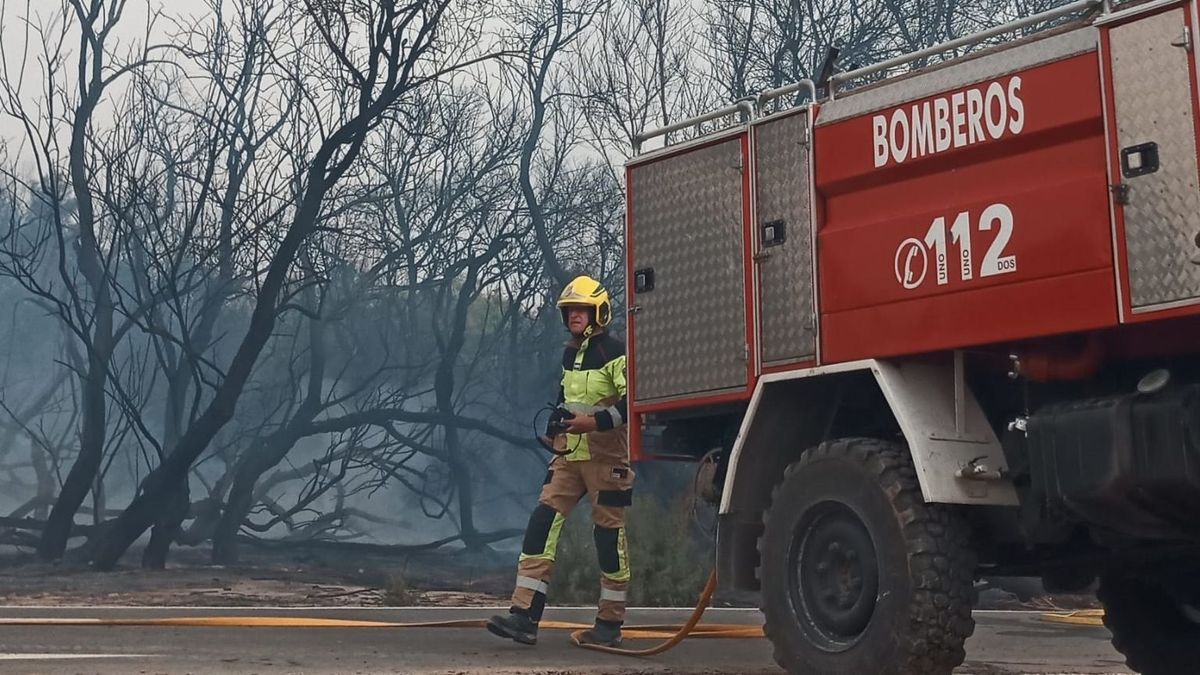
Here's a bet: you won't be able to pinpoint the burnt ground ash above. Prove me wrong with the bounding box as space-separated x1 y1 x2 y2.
0 542 513 607
0 543 1098 610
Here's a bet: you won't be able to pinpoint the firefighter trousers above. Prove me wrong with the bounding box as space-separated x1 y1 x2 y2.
509 455 634 626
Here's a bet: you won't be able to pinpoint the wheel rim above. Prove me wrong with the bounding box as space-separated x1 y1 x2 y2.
789 501 880 651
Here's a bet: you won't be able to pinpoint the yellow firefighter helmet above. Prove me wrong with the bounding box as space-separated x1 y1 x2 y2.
557 275 612 328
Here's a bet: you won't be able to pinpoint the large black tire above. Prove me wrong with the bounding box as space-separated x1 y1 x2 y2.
758 438 976 675
1099 571 1200 675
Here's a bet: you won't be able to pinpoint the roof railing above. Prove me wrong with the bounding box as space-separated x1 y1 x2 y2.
826 0 1104 99
757 79 817 113
634 0 1108 154
632 100 755 155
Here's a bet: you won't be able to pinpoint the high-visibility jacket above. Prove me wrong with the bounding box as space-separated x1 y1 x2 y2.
555 330 628 462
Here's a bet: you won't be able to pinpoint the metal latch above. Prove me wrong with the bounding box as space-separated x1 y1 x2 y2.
1121 143 1159 178
633 268 655 293
955 456 1005 482
1110 183 1130 205
1172 27 1193 51
762 219 786 247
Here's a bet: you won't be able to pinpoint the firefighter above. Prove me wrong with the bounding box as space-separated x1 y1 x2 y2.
487 275 633 648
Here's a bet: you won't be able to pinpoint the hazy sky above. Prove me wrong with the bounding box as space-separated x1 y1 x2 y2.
0 0 214 151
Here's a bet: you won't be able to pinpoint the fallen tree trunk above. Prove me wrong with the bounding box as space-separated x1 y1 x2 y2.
0 516 99 535
3 516 521 560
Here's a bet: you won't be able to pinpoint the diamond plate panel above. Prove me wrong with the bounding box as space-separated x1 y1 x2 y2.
820 27 1097 125
630 138 748 402
754 111 816 364
1110 9 1200 308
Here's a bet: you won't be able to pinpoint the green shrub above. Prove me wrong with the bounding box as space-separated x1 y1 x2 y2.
382 574 419 606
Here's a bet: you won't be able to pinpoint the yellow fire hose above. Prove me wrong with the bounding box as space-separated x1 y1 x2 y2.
0 570 1102 661
1038 609 1105 627
567 569 766 655
0 571 762 656
0 614 757 636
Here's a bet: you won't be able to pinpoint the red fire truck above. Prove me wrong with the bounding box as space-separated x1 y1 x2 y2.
624 0 1200 672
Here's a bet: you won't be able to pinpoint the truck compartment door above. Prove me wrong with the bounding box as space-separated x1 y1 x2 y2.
628 135 752 403
754 109 817 365
1107 4 1200 311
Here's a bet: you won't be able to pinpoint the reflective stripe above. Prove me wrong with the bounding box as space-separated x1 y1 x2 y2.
573 336 591 370
605 528 631 583
618 528 629 580
605 404 625 427
564 403 604 414
516 576 549 595
599 588 627 603
519 511 566 562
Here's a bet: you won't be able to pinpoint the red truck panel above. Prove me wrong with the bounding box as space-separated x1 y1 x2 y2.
815 53 1119 363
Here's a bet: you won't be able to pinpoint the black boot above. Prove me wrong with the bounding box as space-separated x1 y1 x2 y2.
576 618 622 647
486 609 538 645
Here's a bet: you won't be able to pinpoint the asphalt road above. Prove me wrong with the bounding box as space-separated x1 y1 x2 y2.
0 606 1131 674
